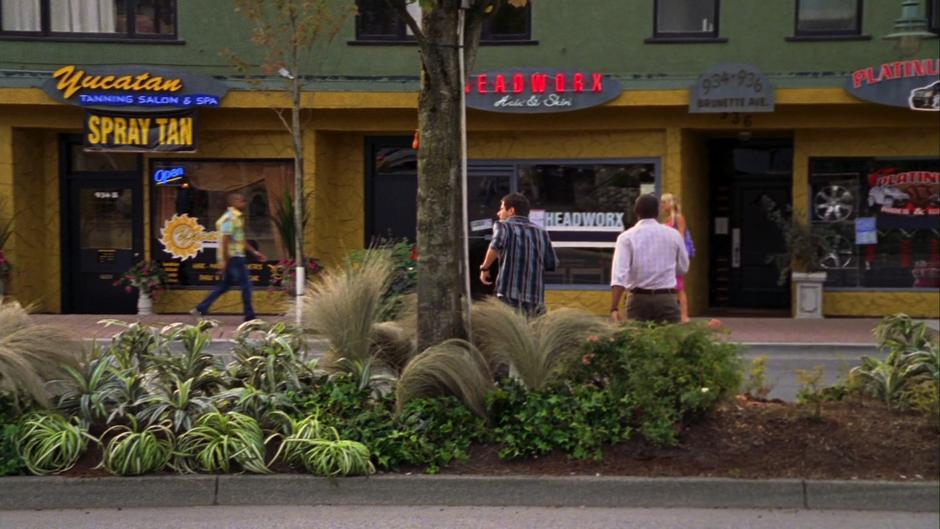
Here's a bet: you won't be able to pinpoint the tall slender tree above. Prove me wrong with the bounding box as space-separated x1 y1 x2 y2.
388 0 528 350
226 0 354 322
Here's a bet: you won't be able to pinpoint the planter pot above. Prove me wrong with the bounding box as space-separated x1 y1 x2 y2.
792 271 827 319
137 291 153 316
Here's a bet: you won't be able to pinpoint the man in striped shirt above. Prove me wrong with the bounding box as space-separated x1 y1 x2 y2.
480 192 557 317
610 194 689 324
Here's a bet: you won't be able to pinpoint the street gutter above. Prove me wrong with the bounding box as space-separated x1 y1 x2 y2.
0 475 936 512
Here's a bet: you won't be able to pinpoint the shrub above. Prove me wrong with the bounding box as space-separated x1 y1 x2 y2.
0 394 25 476
795 366 825 419
487 379 631 461
345 238 416 321
299 428 375 477
565 322 742 445
742 355 774 399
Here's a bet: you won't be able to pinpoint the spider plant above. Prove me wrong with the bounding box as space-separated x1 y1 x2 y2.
56 349 121 427
299 426 374 477
98 417 175 476
267 410 326 468
15 412 95 475
176 411 269 474
135 377 216 434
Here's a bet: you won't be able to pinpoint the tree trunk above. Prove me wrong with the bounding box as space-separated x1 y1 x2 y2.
415 2 467 351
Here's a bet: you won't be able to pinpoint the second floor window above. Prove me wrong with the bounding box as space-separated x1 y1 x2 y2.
930 0 939 34
355 0 531 42
0 0 176 38
654 0 719 38
795 0 862 36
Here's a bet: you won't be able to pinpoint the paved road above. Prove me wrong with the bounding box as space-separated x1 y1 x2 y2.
1 505 935 529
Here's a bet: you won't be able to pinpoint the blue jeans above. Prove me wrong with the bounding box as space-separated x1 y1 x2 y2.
195 256 255 320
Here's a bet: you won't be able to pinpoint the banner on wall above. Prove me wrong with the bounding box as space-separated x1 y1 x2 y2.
867 167 940 229
83 109 197 152
43 64 229 112
847 59 940 111
465 68 622 113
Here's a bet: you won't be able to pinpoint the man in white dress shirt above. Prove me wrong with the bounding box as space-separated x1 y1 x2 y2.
610 194 689 324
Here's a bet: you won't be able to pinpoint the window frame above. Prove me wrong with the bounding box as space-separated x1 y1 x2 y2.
352 0 534 45
0 0 179 42
792 0 864 39
648 0 724 43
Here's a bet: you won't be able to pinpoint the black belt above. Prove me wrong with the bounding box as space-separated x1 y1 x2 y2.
631 288 676 295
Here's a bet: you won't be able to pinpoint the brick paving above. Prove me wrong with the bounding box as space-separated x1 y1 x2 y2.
24 312 902 345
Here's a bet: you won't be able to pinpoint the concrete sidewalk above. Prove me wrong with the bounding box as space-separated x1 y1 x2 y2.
0 475 936 512
29 313 889 345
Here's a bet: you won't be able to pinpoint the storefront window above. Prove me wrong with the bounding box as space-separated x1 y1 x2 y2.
518 162 658 286
354 0 531 42
809 157 940 290
150 160 293 288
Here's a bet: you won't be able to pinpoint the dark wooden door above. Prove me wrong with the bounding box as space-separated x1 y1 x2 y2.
65 178 143 313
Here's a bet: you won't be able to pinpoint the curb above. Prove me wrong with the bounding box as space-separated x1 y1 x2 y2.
1 475 936 512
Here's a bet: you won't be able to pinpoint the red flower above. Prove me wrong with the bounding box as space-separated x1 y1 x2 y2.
707 318 722 329
410 246 418 261
125 286 133 293
581 353 594 366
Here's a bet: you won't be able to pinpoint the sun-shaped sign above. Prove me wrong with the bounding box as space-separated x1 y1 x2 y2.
159 214 212 261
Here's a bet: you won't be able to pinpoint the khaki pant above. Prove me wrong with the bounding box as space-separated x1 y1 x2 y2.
626 292 681 324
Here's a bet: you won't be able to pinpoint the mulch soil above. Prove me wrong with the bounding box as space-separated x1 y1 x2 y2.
443 396 939 481
61 396 938 481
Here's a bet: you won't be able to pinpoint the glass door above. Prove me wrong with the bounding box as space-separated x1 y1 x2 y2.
66 179 142 313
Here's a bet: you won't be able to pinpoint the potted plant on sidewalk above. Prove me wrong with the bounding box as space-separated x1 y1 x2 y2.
762 197 835 319
114 261 168 315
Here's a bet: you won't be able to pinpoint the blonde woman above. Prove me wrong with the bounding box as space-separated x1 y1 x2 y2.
660 193 690 323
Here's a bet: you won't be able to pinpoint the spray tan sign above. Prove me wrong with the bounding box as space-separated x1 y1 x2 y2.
158 214 218 261
84 109 196 152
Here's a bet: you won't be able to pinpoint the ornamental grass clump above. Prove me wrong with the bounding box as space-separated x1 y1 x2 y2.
98 419 175 476
396 339 492 417
0 301 79 409
15 412 95 475
471 298 613 390
176 411 269 474
299 247 394 370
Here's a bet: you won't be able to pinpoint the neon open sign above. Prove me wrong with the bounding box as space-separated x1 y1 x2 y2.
153 167 184 185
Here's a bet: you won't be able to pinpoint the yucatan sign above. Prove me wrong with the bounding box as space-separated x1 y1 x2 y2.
83 109 196 152
43 65 229 111
689 64 775 113
465 68 621 113
846 59 940 111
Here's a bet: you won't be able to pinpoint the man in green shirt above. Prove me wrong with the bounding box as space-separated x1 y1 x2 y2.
193 192 267 321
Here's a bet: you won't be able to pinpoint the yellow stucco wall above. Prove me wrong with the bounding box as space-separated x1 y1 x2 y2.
9 130 59 311
794 128 940 318
1 88 937 318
